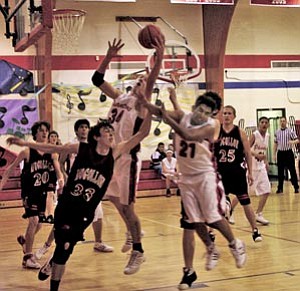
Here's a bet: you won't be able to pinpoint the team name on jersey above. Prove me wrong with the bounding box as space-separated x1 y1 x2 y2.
74 168 105 188
253 144 267 152
113 102 132 112
220 137 239 149
31 160 51 173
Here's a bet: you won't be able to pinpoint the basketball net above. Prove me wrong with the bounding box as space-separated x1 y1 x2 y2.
52 9 86 55
170 71 189 88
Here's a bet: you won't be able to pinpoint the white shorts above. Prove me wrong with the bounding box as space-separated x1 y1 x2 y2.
162 172 179 183
93 201 103 222
105 153 141 205
178 171 226 224
249 169 271 196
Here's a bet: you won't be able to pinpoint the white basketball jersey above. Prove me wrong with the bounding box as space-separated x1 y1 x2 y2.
107 93 138 144
251 130 269 171
162 157 177 174
174 113 215 175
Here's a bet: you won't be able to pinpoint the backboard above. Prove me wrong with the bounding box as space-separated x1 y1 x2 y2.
0 0 53 52
146 40 201 84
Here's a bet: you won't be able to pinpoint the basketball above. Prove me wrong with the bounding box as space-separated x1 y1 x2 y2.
138 24 164 49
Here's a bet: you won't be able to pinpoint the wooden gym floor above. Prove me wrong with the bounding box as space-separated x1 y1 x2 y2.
0 182 300 291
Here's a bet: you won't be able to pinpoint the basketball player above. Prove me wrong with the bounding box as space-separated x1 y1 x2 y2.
44 130 64 224
214 105 262 242
138 92 247 289
35 119 113 261
92 36 164 274
6 80 152 291
249 116 271 225
0 121 54 269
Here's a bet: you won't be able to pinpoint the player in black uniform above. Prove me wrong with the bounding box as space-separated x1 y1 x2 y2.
6 81 152 291
214 105 262 242
0 121 52 269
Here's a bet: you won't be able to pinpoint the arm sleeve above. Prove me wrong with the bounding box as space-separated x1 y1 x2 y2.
91 71 105 87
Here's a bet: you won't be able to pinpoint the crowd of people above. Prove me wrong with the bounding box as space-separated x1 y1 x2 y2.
0 36 299 291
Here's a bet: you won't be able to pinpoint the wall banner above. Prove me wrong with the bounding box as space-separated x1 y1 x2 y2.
170 0 234 4
0 98 38 137
250 0 300 7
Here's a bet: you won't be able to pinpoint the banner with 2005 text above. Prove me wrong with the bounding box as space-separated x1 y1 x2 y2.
250 0 300 6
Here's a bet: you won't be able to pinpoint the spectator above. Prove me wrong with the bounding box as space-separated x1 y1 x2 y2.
150 142 166 175
162 149 180 197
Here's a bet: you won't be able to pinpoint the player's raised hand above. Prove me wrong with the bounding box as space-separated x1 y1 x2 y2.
107 38 125 58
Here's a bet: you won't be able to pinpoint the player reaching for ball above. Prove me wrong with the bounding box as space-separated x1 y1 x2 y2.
91 35 165 275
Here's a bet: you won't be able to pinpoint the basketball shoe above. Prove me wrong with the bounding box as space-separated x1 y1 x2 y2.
178 268 197 290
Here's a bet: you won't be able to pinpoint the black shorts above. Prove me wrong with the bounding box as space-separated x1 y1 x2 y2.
219 167 251 206
219 167 248 195
21 190 47 218
54 201 93 244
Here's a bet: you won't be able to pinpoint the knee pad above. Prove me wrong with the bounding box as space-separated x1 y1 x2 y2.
53 242 74 265
180 218 196 230
238 195 251 206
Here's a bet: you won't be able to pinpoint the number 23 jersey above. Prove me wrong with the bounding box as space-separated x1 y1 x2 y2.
174 113 215 175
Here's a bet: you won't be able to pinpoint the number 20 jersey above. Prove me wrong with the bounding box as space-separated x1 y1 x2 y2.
21 148 53 196
174 113 216 175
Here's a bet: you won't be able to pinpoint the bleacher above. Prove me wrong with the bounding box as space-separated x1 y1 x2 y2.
0 156 176 208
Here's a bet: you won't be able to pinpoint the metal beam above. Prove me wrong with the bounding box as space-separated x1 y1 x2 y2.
6 0 27 22
116 16 158 22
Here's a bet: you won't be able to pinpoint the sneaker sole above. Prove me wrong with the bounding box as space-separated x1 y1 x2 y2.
178 283 190 290
94 247 114 253
123 257 146 275
38 256 53 281
256 219 269 225
254 237 263 242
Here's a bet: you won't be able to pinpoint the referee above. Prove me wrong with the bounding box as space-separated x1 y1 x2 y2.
273 117 299 194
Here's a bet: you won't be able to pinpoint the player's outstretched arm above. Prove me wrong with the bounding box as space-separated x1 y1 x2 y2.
6 137 79 156
145 35 165 100
161 104 213 142
92 38 124 99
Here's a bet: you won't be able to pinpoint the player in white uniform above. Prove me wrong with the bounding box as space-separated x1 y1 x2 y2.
139 92 247 289
92 37 164 274
161 149 180 197
249 116 271 225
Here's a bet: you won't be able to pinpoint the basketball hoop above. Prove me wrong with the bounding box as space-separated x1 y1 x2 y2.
52 9 86 55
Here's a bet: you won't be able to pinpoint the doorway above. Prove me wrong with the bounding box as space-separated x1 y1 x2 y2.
256 108 286 178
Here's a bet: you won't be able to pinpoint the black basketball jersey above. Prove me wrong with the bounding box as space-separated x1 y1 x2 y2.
61 142 114 217
214 125 245 172
21 148 53 195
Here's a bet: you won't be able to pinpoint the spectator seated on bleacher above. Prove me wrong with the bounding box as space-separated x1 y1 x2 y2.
161 149 181 197
150 142 166 176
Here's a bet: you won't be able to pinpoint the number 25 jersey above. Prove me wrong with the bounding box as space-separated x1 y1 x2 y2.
214 125 245 172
